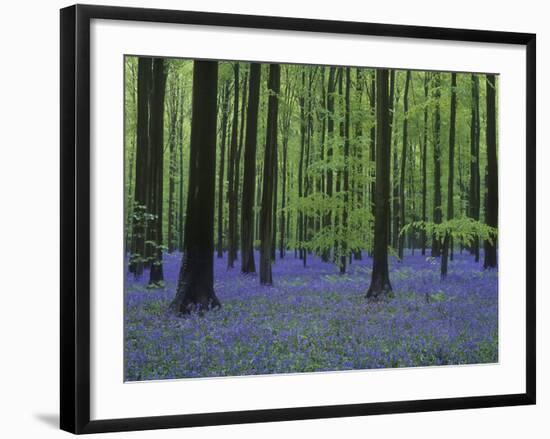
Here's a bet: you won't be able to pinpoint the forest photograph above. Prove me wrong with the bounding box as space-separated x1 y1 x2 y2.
124 56 498 381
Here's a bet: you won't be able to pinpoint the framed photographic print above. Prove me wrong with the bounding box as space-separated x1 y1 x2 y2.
60 4 536 434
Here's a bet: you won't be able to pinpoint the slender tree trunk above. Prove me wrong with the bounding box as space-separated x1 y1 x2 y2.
259 64 280 285
367 68 393 298
484 74 498 269
235 71 248 259
240 64 261 273
217 81 230 258
441 73 457 279
178 99 185 252
431 73 442 257
339 67 351 274
129 57 152 277
369 71 376 256
167 79 179 254
322 67 336 262
148 58 167 286
227 64 240 268
469 74 481 262
421 72 429 255
398 71 411 260
297 70 306 262
170 61 220 314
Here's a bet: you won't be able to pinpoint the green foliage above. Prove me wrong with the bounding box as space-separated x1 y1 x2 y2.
401 217 497 247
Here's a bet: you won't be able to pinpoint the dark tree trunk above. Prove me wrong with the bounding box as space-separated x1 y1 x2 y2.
484 74 498 269
148 59 167 287
353 68 363 261
227 64 240 268
431 73 442 257
297 70 306 263
167 78 179 254
469 74 481 262
241 64 261 273
367 68 393 298
217 81 230 258
441 73 457 279
235 71 248 260
129 57 152 277
398 71 411 260
170 61 220 315
369 71 376 249
279 75 292 259
339 67 351 274
322 67 336 262
389 70 397 249
421 72 429 256
178 101 185 252
259 64 280 285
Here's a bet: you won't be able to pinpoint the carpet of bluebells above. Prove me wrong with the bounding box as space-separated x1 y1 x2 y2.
125 251 498 381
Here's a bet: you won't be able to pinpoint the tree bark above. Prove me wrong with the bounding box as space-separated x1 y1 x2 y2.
367 69 393 298
148 59 167 286
469 74 481 262
240 63 261 273
259 64 280 285
170 61 220 314
421 72 429 256
129 57 152 277
216 81 230 258
484 74 498 269
431 73 442 257
398 70 411 260
227 64 240 268
441 72 457 279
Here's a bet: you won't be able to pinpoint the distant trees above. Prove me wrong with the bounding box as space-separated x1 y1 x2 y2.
122 57 500 309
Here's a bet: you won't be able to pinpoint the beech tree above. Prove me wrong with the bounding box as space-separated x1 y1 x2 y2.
259 64 280 285
170 61 220 314
367 68 392 298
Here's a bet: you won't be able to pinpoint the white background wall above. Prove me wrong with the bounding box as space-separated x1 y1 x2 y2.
0 0 546 437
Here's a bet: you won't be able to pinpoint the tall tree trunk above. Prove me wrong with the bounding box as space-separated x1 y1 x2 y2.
431 73 442 257
241 64 261 273
259 64 280 285
369 71 376 255
129 57 152 277
227 64 240 268
297 69 306 262
217 81 230 258
389 70 397 249
398 71 411 260
421 72 429 255
339 67 351 274
167 78 179 254
279 73 292 259
367 68 393 298
235 71 248 259
441 73 457 279
170 61 220 314
469 74 481 262
484 74 498 269
322 67 336 262
148 58 167 286
178 96 185 252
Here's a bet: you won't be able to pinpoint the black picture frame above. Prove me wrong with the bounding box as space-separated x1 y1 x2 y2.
60 4 536 434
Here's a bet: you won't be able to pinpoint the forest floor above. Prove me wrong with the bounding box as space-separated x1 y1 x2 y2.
125 250 498 381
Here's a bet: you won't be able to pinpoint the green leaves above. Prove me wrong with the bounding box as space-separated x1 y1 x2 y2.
400 217 497 246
